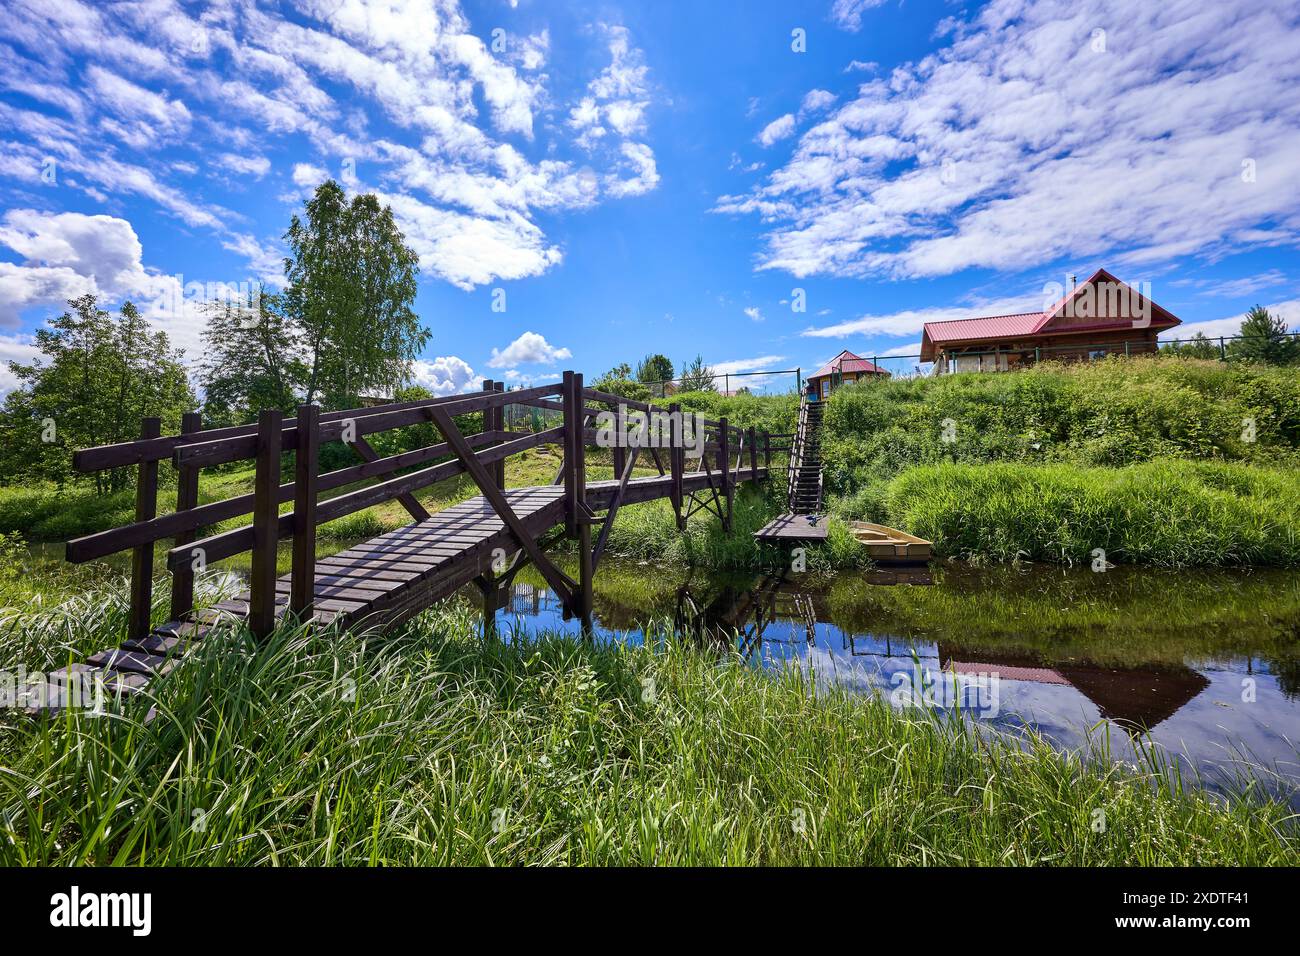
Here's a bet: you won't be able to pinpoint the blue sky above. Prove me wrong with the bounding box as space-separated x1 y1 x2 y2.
2 0 1299 397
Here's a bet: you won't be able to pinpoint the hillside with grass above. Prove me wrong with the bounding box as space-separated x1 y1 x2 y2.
821 356 1300 567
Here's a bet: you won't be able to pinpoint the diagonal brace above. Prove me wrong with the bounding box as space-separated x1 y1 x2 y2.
426 406 576 613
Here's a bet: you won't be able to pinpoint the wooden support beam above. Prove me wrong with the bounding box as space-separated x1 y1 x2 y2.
592 444 638 572
669 402 685 531
290 404 320 617
169 411 202 621
562 371 578 538
350 434 429 521
128 417 161 640
748 426 758 482
249 408 282 638
572 372 594 623
719 416 732 532
492 381 507 490
426 405 576 614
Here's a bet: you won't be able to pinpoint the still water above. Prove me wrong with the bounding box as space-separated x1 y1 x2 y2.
472 560 1300 804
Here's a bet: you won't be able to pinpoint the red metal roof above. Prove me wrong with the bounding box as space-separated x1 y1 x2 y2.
808 350 889 380
922 312 1044 345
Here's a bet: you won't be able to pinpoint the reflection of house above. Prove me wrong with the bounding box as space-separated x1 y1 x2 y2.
937 643 1209 732
806 350 890 400
920 269 1181 373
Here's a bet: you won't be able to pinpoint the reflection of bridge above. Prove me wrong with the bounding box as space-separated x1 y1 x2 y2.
37 374 777 710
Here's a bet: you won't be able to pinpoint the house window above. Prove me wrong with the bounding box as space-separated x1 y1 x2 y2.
1088 348 1107 361
821 379 830 399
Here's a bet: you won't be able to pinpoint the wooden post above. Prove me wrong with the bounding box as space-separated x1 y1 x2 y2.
249 408 282 638
128 417 161 640
669 402 684 530
169 411 202 621
493 382 507 490
763 431 771 471
290 404 319 617
748 426 758 480
562 371 578 538
573 372 593 624
611 395 627 480
719 417 732 531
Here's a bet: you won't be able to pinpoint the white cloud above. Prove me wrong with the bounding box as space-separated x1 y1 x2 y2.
718 0 1300 281
411 355 477 396
604 141 659 198
756 113 796 147
216 153 272 178
800 294 1042 339
712 355 787 375
743 306 764 322
1175 270 1289 298
1166 298 1300 341
292 162 328 189
0 0 661 296
829 0 889 32
800 89 836 114
0 332 41 395
487 330 572 368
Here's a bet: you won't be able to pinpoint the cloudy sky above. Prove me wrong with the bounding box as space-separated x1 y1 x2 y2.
2 0 1298 396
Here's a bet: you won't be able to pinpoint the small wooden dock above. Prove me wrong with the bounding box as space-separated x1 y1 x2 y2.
754 512 829 542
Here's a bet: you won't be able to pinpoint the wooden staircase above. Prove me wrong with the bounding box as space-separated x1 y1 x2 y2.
787 398 825 515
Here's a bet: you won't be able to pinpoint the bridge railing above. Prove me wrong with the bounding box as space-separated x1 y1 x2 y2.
65 372 777 638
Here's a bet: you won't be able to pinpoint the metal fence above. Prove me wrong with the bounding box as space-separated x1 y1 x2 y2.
828 330 1300 381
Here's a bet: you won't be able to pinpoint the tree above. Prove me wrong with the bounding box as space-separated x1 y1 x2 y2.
3 293 194 492
636 353 674 385
197 287 299 426
678 354 717 392
592 362 651 402
283 179 429 408
1227 305 1299 366
1163 332 1219 360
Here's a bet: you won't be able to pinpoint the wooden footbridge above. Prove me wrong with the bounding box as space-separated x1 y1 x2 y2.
41 373 780 707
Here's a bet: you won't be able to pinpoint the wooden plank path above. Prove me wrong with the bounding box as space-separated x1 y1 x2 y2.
754 512 829 543
31 373 780 712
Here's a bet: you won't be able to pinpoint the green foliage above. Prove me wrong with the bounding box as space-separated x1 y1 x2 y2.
197 289 299 426
283 179 428 409
1 600 1294 865
822 356 1300 500
1227 305 1300 366
635 353 674 385
884 460 1300 567
677 354 716 392
591 363 651 402
657 389 798 437
1162 332 1219 360
0 294 195 492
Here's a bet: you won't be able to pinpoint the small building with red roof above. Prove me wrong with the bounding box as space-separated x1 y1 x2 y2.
920 269 1181 373
806 349 890 400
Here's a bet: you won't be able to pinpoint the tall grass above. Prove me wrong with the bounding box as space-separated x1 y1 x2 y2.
884 460 1300 567
1 594 1296 865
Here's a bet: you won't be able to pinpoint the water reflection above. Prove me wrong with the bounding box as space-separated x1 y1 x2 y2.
480 561 1300 804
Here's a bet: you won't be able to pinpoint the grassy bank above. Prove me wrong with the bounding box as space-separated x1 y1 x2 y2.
881 460 1300 567
1 597 1296 865
824 357 1300 566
